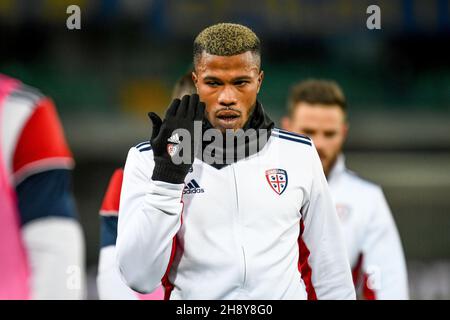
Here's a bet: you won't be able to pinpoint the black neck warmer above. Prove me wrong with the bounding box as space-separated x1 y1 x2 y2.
200 101 274 169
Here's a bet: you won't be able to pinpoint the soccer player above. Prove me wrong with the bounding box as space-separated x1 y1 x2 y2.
96 72 196 300
281 79 409 299
0 73 85 299
116 23 355 300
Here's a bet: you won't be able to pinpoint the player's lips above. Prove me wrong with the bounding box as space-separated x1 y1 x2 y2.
215 110 241 128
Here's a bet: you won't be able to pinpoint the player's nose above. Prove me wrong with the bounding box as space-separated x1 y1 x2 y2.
312 136 326 154
218 85 237 107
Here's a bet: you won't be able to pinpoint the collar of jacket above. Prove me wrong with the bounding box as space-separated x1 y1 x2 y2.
327 153 346 184
200 100 275 169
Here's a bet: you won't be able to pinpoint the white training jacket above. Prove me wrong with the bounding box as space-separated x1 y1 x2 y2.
116 128 356 300
328 155 409 299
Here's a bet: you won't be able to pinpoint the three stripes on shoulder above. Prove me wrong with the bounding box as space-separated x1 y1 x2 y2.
271 128 312 146
135 141 152 152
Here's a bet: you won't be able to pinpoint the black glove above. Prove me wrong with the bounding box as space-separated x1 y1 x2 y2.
148 94 205 184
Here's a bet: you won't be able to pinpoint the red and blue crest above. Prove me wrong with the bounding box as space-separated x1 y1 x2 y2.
265 169 288 195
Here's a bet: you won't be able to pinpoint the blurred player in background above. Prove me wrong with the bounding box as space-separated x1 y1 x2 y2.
281 79 409 299
96 72 196 300
0 73 85 299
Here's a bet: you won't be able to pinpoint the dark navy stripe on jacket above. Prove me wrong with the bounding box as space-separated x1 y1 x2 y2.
100 215 118 248
273 128 311 141
272 132 312 146
135 141 150 149
138 146 152 152
16 169 79 226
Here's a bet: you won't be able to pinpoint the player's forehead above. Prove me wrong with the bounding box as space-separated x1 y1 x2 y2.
293 102 345 126
195 51 259 79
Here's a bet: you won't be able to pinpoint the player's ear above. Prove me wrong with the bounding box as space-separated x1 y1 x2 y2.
280 116 291 131
192 71 198 85
341 111 349 139
342 122 349 139
257 70 264 94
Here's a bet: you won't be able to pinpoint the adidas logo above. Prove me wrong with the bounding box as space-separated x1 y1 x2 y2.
183 179 205 194
168 133 181 144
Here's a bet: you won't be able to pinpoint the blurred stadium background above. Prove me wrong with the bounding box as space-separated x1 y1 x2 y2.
1 0 449 299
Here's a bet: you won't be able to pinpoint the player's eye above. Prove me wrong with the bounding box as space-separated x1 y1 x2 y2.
206 81 221 87
234 80 249 87
324 131 337 138
302 129 315 136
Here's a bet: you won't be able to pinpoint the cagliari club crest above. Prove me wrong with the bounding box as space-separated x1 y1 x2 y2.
265 169 288 195
336 203 351 222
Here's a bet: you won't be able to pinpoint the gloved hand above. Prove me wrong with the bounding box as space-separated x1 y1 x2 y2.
148 94 205 184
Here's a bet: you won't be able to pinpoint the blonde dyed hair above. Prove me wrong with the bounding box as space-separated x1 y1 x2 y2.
193 23 261 69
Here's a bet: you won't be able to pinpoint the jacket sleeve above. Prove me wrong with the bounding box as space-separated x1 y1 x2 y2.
116 147 184 294
16 169 85 300
97 245 140 300
97 168 164 300
360 188 409 299
97 169 136 299
22 217 85 300
300 147 356 300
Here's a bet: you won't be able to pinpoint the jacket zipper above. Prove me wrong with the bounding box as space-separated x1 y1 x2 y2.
230 164 247 287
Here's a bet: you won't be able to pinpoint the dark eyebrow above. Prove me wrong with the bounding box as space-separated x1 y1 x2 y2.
203 76 222 82
232 76 252 81
203 76 253 82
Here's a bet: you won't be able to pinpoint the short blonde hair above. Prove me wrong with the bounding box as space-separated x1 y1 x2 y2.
193 23 261 68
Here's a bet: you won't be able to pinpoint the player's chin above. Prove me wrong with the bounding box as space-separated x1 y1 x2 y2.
320 158 330 171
